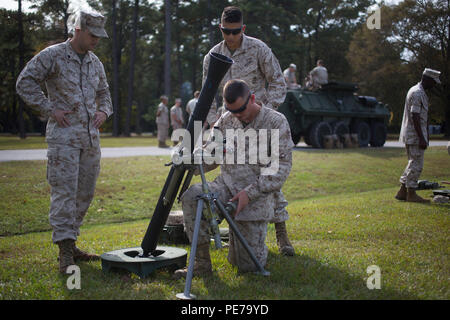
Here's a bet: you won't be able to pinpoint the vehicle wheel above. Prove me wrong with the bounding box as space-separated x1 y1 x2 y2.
291 132 301 145
308 121 332 148
370 122 387 147
332 121 350 139
351 120 371 147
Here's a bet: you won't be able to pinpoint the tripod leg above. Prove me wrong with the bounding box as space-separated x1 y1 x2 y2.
215 199 270 276
176 198 203 300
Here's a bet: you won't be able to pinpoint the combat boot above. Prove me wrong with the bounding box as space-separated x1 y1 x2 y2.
395 184 407 201
173 243 213 279
57 239 76 274
275 222 295 256
406 188 430 203
72 242 100 262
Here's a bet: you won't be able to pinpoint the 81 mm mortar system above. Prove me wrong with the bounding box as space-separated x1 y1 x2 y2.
140 52 233 257
278 81 390 148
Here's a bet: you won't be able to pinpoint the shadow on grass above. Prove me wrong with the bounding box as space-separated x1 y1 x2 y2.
202 251 419 300
293 145 404 160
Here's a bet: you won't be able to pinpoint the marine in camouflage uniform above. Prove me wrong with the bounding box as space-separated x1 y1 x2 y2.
170 98 185 146
175 80 293 277
16 11 112 273
396 68 441 203
201 6 294 256
156 96 169 148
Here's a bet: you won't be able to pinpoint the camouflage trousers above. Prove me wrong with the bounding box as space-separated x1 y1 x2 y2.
399 144 425 189
47 143 101 243
271 191 289 223
157 123 169 142
180 177 269 272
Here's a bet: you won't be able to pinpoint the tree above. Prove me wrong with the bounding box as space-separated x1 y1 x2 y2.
391 0 449 136
164 0 171 96
347 4 410 130
124 0 139 136
18 0 26 139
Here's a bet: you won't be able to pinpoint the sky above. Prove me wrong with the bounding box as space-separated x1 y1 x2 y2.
0 0 90 12
1 0 404 12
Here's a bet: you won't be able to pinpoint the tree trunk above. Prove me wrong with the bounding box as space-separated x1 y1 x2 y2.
112 0 120 136
18 0 26 139
124 0 139 136
164 0 171 96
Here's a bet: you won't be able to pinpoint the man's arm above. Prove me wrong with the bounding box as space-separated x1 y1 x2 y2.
409 91 427 149
234 116 294 214
412 113 427 149
16 49 54 118
96 62 113 118
258 46 287 108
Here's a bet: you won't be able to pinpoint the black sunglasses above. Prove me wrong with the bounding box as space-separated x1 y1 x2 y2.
225 93 251 114
220 26 243 35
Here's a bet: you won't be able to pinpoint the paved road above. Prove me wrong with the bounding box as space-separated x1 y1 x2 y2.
0 141 448 162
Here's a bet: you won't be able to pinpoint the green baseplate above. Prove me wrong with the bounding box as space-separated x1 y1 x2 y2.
100 246 187 278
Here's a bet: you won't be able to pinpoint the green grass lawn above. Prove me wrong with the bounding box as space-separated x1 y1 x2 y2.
0 134 159 150
0 146 449 299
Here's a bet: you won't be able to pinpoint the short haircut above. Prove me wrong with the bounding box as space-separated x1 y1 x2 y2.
221 6 243 24
223 79 250 104
194 91 200 98
317 59 324 65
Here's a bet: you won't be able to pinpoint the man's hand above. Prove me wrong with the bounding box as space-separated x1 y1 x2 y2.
230 190 250 216
93 111 107 129
52 109 73 128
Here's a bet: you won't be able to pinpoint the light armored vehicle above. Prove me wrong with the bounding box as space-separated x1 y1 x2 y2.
278 82 390 148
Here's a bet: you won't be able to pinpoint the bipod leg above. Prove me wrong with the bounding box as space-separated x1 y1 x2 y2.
176 198 203 300
215 199 270 276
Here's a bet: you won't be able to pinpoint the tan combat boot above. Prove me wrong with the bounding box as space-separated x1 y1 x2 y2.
173 243 213 279
72 242 100 262
406 188 430 203
395 184 407 201
57 239 76 274
275 222 295 256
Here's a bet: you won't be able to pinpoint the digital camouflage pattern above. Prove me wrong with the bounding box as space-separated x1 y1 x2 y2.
16 39 112 244
181 106 293 270
212 106 294 221
398 82 430 189
399 82 429 145
399 145 425 189
170 105 184 130
203 34 286 111
181 179 269 272
156 102 169 125
203 34 290 223
156 102 169 142
16 39 112 149
47 144 101 242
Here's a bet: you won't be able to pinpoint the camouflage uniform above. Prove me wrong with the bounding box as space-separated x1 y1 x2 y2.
181 106 294 272
309 65 328 89
16 39 112 243
170 105 184 130
399 82 429 189
203 34 286 110
202 33 290 225
156 102 169 143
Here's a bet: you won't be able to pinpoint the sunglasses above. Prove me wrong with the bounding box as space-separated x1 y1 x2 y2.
220 26 243 35
225 93 251 114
